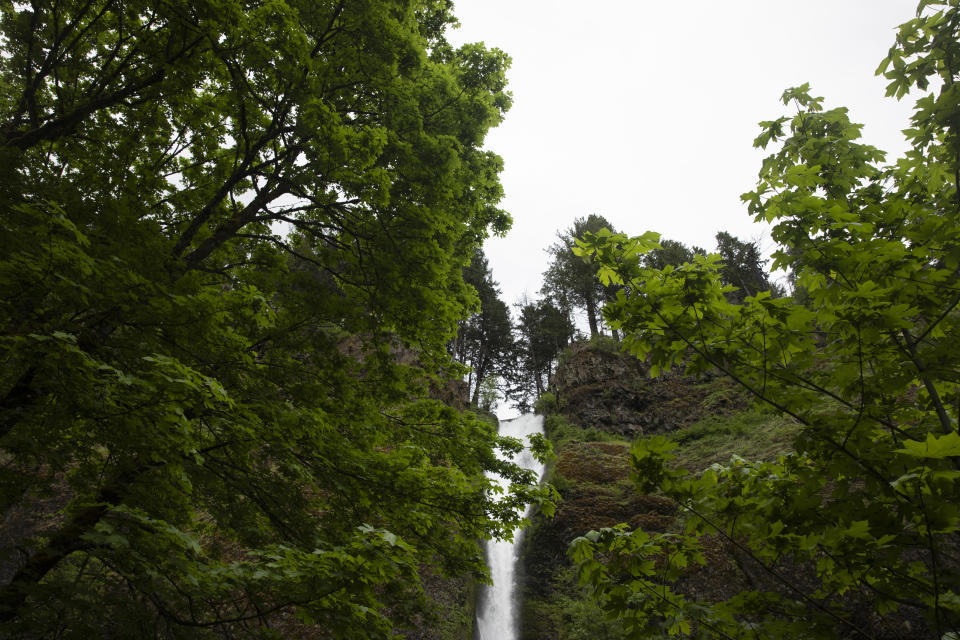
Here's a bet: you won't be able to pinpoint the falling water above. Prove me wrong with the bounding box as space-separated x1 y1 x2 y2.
475 414 546 640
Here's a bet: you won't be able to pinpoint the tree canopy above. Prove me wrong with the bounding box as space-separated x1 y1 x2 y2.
713 231 775 303
571 2 960 637
642 238 705 271
0 1 550 637
452 248 515 407
508 296 575 410
543 214 618 338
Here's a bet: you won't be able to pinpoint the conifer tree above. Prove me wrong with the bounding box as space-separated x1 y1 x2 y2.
543 214 618 337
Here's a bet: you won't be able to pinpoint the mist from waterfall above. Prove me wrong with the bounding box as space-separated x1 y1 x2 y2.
475 414 546 640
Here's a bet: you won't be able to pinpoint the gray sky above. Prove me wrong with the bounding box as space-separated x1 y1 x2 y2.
447 1 919 306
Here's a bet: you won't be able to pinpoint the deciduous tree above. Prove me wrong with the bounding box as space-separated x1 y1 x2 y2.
0 1 549 636
570 3 960 637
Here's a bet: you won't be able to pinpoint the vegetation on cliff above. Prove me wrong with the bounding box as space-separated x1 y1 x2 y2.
570 3 960 637
520 340 799 640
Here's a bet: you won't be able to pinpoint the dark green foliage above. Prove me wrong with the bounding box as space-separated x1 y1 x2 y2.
542 215 619 337
508 297 575 409
643 238 705 271
713 231 773 303
534 391 560 415
666 410 800 471
542 414 629 452
452 248 515 406
0 1 551 637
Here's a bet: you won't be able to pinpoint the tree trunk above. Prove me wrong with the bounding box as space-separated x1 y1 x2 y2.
0 465 143 622
471 371 484 407
586 298 599 338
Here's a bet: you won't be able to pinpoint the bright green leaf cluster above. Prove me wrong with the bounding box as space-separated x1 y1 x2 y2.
571 2 960 637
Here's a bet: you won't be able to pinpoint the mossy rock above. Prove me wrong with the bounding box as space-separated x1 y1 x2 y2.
554 442 630 484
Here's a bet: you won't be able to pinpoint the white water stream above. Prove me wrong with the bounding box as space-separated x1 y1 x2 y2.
475 414 546 640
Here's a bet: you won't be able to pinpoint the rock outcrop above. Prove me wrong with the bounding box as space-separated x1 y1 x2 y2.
550 340 749 436
520 339 927 640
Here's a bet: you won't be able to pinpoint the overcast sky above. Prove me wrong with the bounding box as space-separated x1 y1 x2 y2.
447 1 920 307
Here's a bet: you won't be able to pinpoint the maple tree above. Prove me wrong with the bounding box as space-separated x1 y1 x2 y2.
571 2 960 637
0 1 550 636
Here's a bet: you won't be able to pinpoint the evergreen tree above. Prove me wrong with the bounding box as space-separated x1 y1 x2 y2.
509 296 575 408
543 214 617 337
643 238 705 270
453 249 515 407
714 230 773 303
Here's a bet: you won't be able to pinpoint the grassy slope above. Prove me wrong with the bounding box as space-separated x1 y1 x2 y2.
519 403 800 640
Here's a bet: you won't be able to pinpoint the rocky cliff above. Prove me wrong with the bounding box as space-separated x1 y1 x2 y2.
549 339 749 436
518 339 757 638
518 339 924 639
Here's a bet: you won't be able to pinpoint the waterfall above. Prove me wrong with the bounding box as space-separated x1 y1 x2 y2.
475 414 546 640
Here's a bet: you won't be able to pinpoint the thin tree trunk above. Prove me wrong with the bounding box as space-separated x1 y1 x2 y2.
586 298 599 338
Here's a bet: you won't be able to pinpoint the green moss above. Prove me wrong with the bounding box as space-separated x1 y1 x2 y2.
667 409 799 472
543 414 629 453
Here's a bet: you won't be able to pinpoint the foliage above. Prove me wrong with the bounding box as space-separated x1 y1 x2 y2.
477 375 501 412
521 421 674 640
507 296 575 409
644 233 774 304
534 391 559 415
543 214 619 337
452 248 515 406
542 414 629 453
520 566 630 640
667 410 800 472
713 231 776 303
570 2 960 637
0 1 551 637
643 238 705 271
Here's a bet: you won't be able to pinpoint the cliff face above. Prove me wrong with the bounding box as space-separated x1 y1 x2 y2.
519 340 756 639
520 340 924 640
549 340 749 436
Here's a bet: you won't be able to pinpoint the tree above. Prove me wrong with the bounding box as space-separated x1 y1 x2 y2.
508 296 575 409
0 1 550 637
713 230 773 303
543 214 617 337
452 248 515 407
571 3 960 637
642 238 704 270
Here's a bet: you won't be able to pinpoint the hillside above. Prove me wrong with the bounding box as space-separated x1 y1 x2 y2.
517 339 926 639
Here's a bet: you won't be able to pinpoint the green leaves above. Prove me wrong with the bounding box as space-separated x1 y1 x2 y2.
566 2 960 637
0 1 537 637
897 432 960 459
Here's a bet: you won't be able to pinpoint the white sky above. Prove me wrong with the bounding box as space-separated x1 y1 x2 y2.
447 1 920 306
